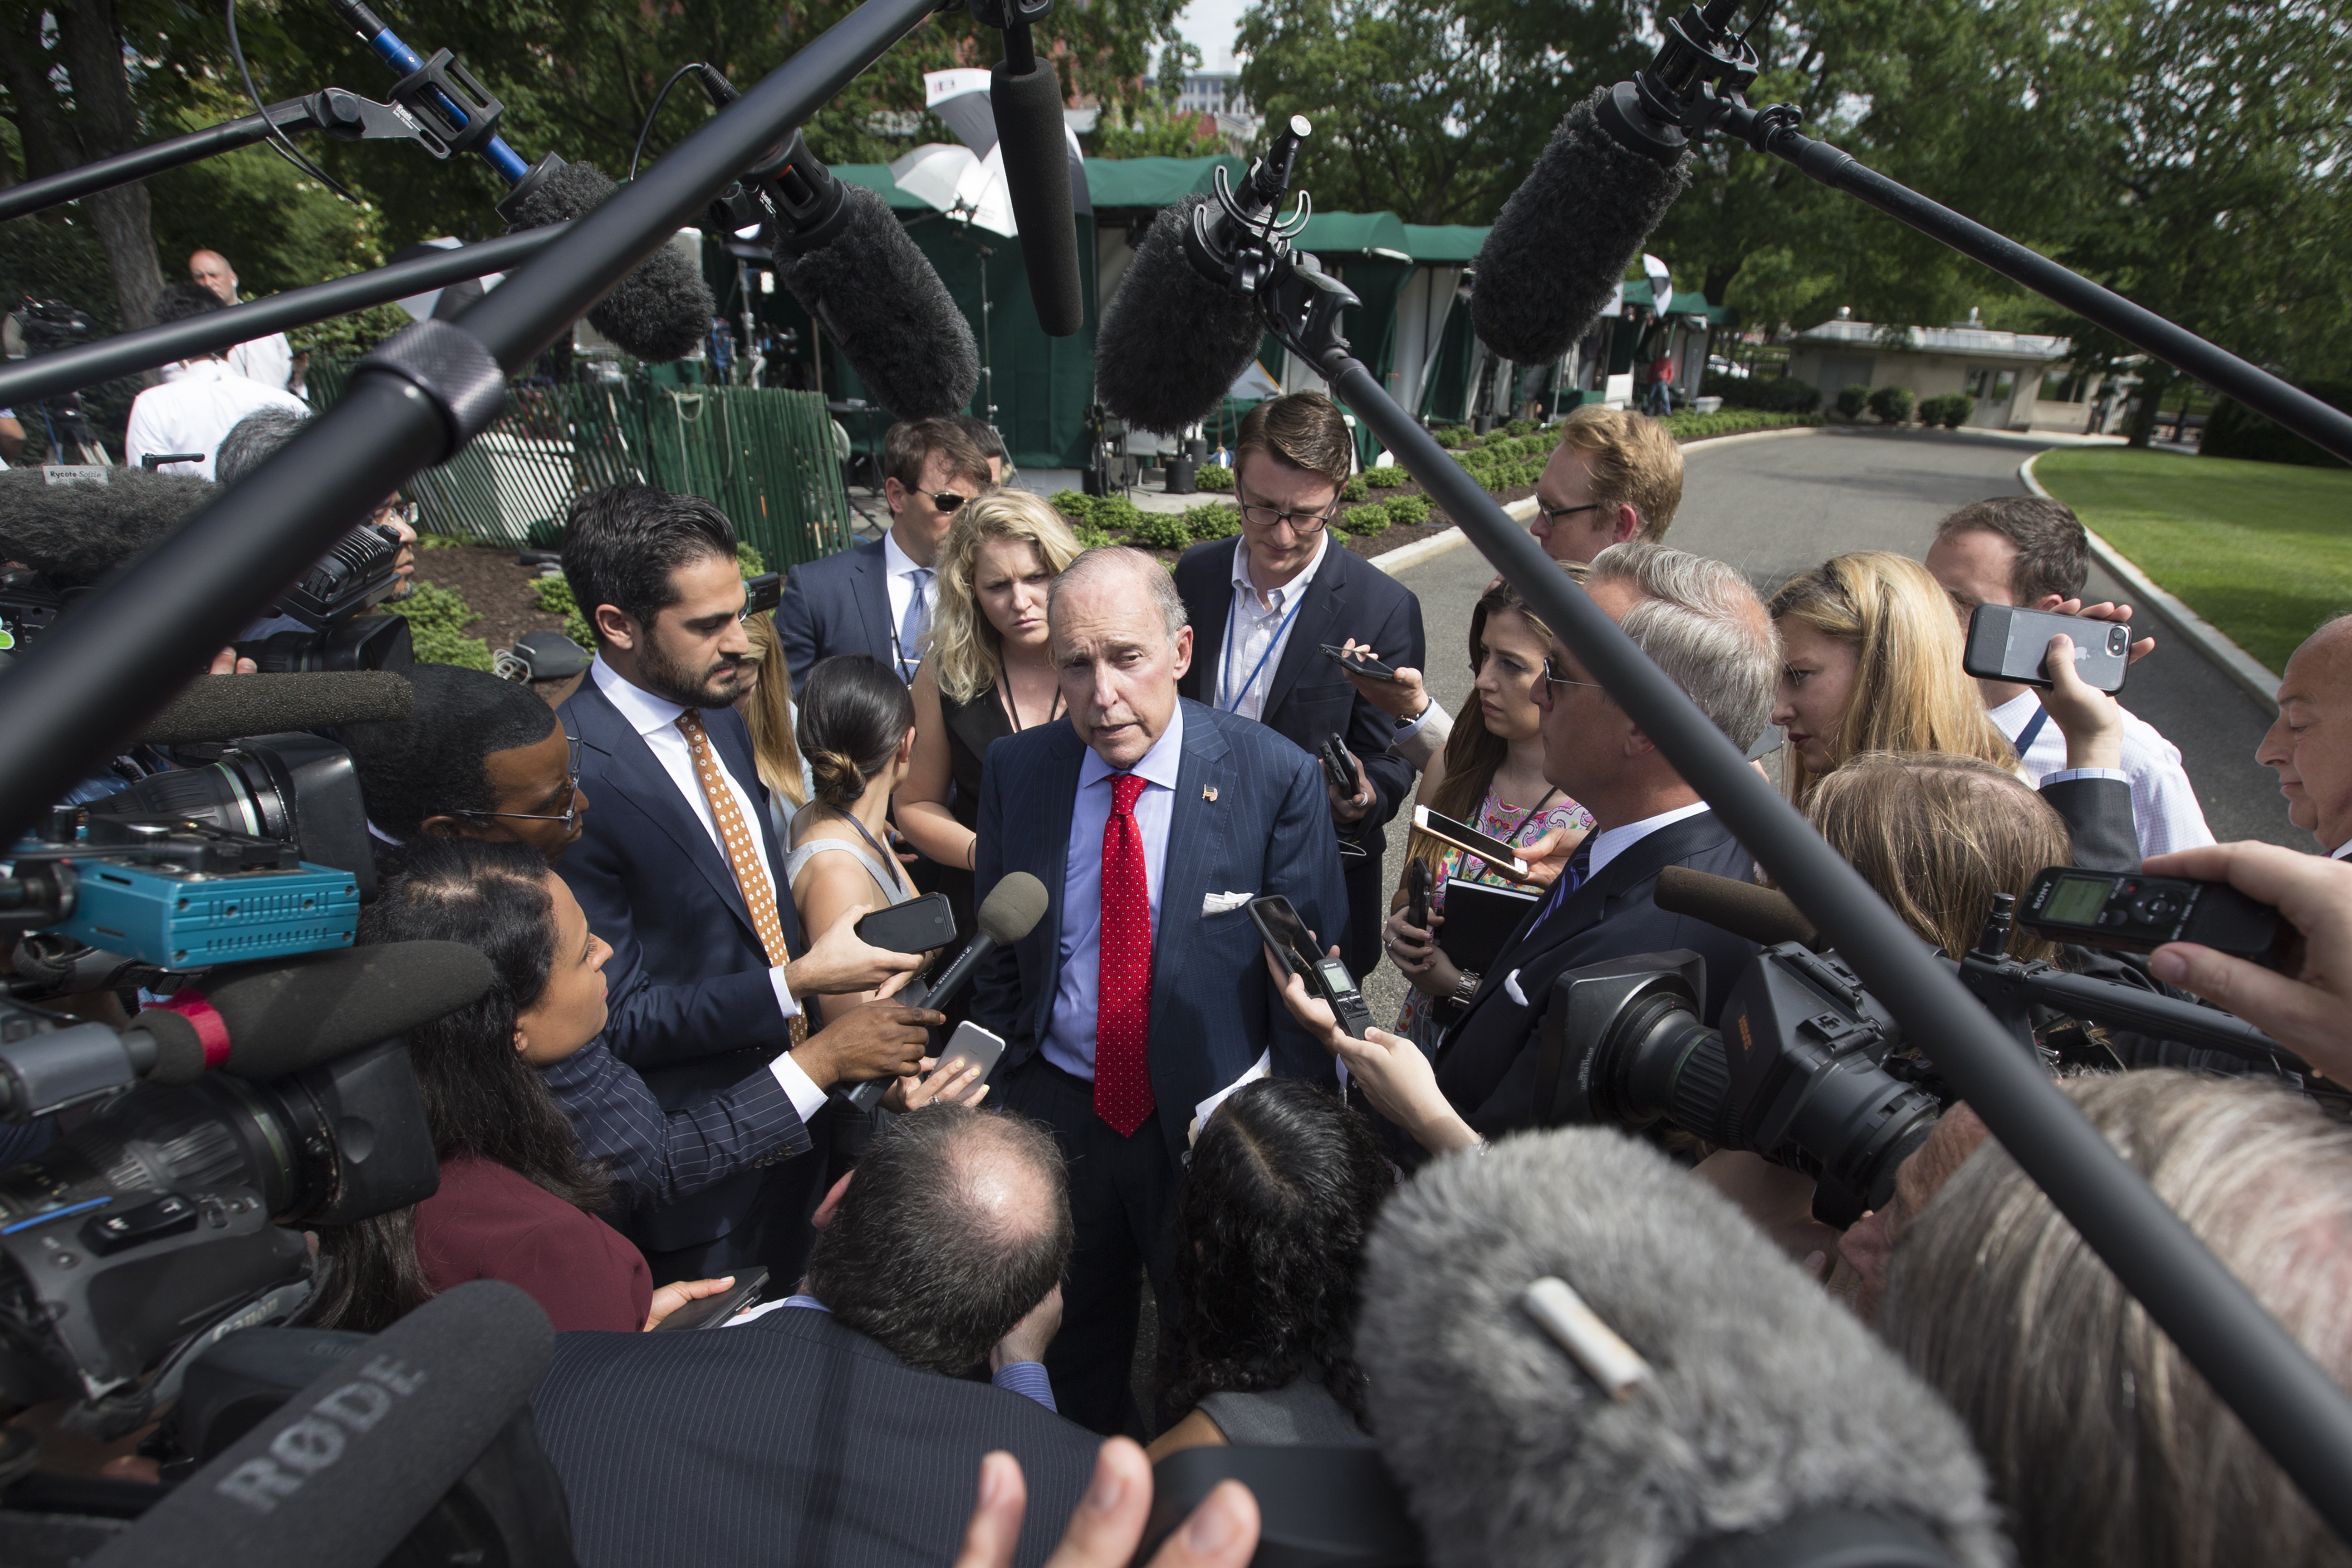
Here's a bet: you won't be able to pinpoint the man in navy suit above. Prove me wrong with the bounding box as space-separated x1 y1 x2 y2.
774 417 995 697
1430 544 1781 1141
556 485 941 1284
1173 393 1425 979
970 546 1348 1434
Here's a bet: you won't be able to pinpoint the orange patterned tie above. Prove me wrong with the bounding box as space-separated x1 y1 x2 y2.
676 709 805 1046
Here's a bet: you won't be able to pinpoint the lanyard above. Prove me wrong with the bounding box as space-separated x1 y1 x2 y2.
2014 703 2052 760
1220 587 1307 715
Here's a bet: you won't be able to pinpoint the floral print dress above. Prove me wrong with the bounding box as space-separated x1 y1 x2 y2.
1393 782 1594 1056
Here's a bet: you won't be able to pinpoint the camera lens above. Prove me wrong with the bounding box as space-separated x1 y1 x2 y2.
2108 626 2129 653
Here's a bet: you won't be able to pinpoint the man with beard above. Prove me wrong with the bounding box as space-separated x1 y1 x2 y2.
559 485 938 1284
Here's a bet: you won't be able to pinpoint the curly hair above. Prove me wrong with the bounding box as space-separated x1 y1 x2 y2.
1164 1078 1391 1428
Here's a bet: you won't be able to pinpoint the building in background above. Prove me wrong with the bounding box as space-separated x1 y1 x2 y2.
1786 309 2086 431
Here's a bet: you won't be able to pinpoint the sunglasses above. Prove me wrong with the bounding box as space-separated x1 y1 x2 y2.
454 734 584 832
928 491 972 513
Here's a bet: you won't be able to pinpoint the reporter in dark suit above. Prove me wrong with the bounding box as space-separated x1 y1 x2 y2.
534 1105 1097 1568
556 485 938 1284
1426 545 1780 1144
774 417 995 697
970 547 1348 1435
1173 393 1424 975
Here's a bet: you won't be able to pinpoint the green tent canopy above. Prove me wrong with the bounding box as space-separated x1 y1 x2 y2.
1401 224 1487 265
1081 155 1245 208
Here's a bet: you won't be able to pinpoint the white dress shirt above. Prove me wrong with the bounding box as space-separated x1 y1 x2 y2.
1043 703 1186 1080
881 529 940 683
226 332 294 392
589 658 824 1120
1585 800 1712 879
124 358 309 479
2331 840 2351 862
1213 533 1329 720
1987 691 2215 858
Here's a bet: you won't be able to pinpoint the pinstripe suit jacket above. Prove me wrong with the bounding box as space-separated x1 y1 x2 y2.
539 1039 811 1212
532 1305 1097 1568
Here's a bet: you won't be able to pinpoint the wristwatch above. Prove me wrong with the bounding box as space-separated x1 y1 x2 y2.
1452 970 1482 1006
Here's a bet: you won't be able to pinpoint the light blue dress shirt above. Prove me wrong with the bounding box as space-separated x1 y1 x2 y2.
1041 702 1187 1080
775 1295 1055 1411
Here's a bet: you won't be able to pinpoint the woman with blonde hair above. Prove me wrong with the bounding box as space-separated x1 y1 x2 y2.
735 611 808 843
1768 551 2015 803
897 488 1082 919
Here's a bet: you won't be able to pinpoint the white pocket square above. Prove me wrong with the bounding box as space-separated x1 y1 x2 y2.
1202 891 1254 915
1504 970 1528 1008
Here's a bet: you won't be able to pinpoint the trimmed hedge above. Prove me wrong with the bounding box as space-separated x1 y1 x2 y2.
1700 372 1823 413
1341 502 1390 534
1660 409 1823 441
1384 494 1433 527
2200 381 2352 467
1185 502 1242 540
1868 386 1916 425
1342 474 1371 503
1836 384 1872 419
1362 465 1406 488
1195 462 1235 490
1918 392 1973 429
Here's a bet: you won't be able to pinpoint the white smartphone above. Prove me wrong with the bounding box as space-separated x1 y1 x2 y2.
1412 805 1535 882
933 1020 1008 1090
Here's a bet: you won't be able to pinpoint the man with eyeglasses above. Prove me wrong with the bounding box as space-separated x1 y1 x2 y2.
1173 392 1426 976
776 416 996 699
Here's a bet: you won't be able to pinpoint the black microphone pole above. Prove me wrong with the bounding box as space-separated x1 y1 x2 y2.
0 0 950 842
1263 269 2352 1541
0 226 566 407
0 99 318 224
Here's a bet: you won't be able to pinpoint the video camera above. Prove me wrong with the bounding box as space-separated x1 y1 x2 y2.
1536 868 2318 1225
3 300 107 465
232 519 416 674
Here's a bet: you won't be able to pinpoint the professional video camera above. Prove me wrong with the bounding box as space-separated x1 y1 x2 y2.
231 519 416 674
2 300 108 466
1536 867 2315 1225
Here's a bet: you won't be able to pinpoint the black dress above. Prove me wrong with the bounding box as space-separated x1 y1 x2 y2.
935 682 1015 934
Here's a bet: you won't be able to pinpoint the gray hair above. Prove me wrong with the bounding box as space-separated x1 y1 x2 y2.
1587 541 1780 751
1881 1070 2352 1568
1048 545 1188 647
214 406 310 487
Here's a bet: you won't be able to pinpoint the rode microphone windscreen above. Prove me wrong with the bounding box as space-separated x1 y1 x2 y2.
505 158 715 363
90 1280 557 1568
1470 88 1691 366
977 871 1050 945
1094 197 1265 435
135 940 497 1084
0 467 212 587
1653 865 1820 951
1357 1129 2007 1568
991 59 1085 338
138 671 416 745
779 184 980 419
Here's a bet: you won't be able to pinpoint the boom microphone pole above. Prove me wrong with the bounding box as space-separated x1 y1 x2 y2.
0 0 950 842
0 226 566 407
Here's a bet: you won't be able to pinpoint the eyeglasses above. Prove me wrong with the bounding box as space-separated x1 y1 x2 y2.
453 734 583 832
1536 501 1602 531
928 491 972 514
1239 502 1340 534
372 499 419 530
1539 658 1607 695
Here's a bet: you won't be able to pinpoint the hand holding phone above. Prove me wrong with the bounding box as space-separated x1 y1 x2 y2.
1250 895 1375 1038
1407 859 1431 930
1321 643 1399 681
1963 604 2131 693
1412 805 1535 882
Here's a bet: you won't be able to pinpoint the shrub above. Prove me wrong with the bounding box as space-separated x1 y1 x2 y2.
1341 474 1370 503
1362 465 1406 489
1504 417 1536 436
1092 495 1143 535
1868 386 1915 425
388 579 494 670
1195 462 1234 490
1384 494 1433 527
736 540 766 574
1050 488 1096 523
1073 520 1114 549
1916 392 1971 429
1432 425 1470 448
1659 409 1824 441
1129 510 1192 550
530 575 595 648
1341 502 1390 534
1184 503 1242 540
1701 372 1822 413
1835 383 1872 419
2200 380 2352 466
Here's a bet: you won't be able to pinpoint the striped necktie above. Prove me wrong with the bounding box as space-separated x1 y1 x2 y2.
1529 841 1596 933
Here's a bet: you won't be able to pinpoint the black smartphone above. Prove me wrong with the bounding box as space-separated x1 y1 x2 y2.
2016 866 2283 961
651 1266 769 1331
1320 643 1399 681
1320 732 1360 798
1406 858 1431 930
1250 894 1375 1038
1963 604 2131 693
855 892 957 956
1412 805 1534 882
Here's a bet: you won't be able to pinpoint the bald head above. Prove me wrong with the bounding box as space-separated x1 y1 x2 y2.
804 1106 1071 1374
1049 545 1194 769
188 250 238 305
2259 614 2352 853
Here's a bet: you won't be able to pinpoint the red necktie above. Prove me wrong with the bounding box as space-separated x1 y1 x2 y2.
1095 773 1156 1136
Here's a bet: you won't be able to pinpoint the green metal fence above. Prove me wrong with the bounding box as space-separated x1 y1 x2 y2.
305 362 856 567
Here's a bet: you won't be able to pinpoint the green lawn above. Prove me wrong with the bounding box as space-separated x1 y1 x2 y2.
2032 446 2352 674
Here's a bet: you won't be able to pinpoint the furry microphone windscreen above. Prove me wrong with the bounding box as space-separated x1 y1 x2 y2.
1094 197 1267 436
0 468 212 587
1469 88 1692 367
778 184 979 421
1357 1129 2008 1568
505 159 715 363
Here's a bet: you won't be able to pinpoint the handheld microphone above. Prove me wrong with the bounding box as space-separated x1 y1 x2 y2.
1358 1128 2007 1568
1654 865 1820 950
843 872 1048 1112
1093 116 1314 435
89 1280 558 1568
1468 85 1692 367
504 158 716 363
137 671 416 745
126 940 497 1086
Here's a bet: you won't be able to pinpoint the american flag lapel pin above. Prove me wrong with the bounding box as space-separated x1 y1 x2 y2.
1203 784 1218 803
